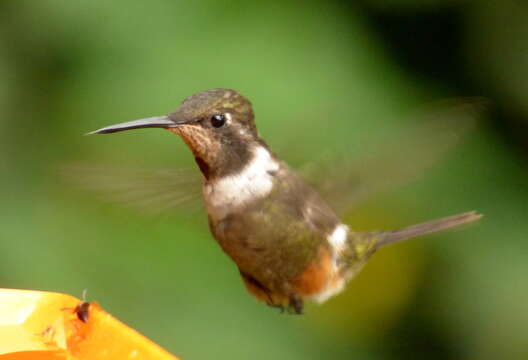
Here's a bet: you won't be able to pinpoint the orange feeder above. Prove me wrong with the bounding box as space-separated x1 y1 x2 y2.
0 289 180 360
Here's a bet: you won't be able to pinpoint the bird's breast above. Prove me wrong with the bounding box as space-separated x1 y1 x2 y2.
203 146 279 221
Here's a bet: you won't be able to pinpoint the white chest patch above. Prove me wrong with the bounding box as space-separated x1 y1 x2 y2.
203 146 279 220
310 223 350 304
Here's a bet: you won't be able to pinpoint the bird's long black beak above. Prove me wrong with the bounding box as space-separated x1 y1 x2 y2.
86 116 178 135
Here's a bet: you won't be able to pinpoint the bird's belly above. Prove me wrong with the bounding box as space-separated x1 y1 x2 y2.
206 201 332 296
202 173 351 302
212 211 350 304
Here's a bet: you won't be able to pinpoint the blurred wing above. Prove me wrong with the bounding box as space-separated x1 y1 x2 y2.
301 98 488 216
60 163 203 216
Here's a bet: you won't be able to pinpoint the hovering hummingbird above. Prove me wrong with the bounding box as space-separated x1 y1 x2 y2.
88 88 482 314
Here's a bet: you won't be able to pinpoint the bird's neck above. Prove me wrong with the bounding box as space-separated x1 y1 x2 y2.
198 139 271 182
202 144 280 220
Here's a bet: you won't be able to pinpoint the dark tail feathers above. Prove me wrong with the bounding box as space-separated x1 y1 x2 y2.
377 211 482 248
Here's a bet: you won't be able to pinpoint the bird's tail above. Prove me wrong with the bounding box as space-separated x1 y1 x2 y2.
376 211 482 248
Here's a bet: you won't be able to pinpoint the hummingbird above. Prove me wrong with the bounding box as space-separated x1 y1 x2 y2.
88 88 482 314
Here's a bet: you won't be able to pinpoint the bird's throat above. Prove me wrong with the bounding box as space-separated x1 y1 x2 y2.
167 126 259 180
167 126 217 180
194 156 211 180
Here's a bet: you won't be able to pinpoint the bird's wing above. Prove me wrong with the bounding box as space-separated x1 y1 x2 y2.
300 98 488 216
60 163 203 216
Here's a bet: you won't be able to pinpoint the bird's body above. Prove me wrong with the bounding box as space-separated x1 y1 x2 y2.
90 88 481 313
201 145 349 310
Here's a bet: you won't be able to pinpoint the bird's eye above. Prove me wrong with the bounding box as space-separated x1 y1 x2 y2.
211 114 226 128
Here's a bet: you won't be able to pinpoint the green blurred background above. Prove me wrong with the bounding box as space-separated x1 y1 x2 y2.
1 1 527 359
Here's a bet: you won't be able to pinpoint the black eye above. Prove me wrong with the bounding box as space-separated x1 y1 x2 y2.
211 114 226 128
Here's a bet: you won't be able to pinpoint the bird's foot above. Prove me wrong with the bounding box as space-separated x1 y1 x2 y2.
287 294 304 315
